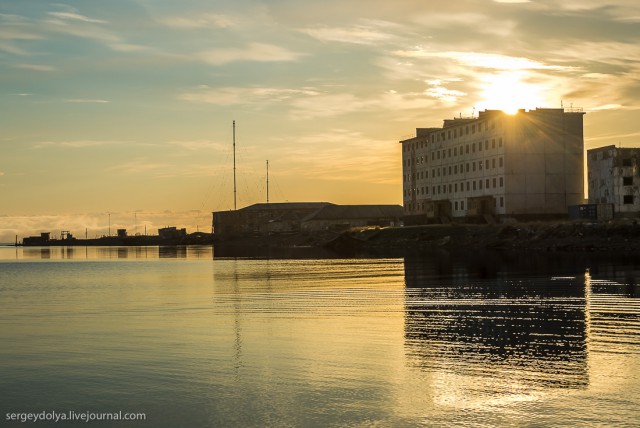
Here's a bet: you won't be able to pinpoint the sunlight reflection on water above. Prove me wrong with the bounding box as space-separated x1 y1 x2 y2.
0 247 639 426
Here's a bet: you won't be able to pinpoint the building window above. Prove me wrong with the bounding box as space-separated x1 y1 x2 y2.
486 178 490 188
454 147 457 156
461 200 465 210
491 139 495 149
479 142 482 152
455 183 458 192
500 197 504 207
492 158 496 168
500 177 504 187
472 143 476 153
449 184 452 193
449 166 452 175
499 157 504 167
437 151 440 160
466 144 469 154
622 158 632 167
448 148 452 157
473 163 476 172
466 182 470 191
485 160 489 169
485 140 489 150
623 176 633 186
472 125 476 133
466 163 470 172
426 187 429 194
499 138 503 148
433 186 436 194
624 195 634 204
478 161 483 171
455 201 459 210
493 178 497 188
473 181 477 190
454 165 458 174
479 180 483 190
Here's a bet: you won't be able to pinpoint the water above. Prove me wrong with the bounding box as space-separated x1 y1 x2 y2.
1 246 639 427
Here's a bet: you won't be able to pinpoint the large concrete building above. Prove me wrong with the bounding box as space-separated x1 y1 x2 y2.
400 108 585 222
588 145 640 216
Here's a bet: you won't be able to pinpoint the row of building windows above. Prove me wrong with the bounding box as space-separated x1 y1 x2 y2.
405 177 505 198
405 196 505 213
405 138 504 166
403 120 504 152
405 157 504 182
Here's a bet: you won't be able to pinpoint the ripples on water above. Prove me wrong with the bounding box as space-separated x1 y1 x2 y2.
0 246 639 427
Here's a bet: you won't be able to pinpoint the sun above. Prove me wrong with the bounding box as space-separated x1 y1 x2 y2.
477 71 546 114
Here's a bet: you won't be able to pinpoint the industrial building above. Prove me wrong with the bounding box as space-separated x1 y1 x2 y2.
400 108 585 223
212 203 403 238
588 145 640 216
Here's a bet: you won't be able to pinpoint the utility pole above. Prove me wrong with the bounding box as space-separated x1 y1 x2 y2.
233 120 237 211
266 160 269 204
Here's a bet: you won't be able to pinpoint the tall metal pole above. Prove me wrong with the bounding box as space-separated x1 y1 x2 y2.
266 160 269 204
233 120 237 211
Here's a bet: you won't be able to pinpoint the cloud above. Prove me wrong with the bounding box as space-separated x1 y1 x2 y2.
158 14 236 29
107 158 171 175
179 86 319 105
300 20 401 45
424 81 467 103
32 140 125 149
167 139 229 152
199 42 305 65
63 99 109 103
14 63 56 72
47 11 107 24
267 129 399 184
394 49 571 71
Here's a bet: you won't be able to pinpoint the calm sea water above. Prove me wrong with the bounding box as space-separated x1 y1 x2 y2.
1 246 639 427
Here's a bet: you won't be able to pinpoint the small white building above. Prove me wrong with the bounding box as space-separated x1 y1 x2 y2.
400 108 586 222
587 145 640 216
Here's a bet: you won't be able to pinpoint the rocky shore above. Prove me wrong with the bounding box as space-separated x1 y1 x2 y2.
215 219 640 255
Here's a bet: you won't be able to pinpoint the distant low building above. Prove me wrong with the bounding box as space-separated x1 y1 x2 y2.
212 202 332 237
212 203 404 237
588 145 640 216
158 227 187 240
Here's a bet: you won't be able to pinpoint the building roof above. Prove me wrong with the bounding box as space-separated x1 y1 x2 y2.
302 204 403 222
241 202 334 211
213 202 333 214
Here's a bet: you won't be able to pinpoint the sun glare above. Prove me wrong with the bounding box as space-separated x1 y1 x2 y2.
477 71 546 115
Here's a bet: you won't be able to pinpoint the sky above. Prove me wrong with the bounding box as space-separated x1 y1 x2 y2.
1 0 640 241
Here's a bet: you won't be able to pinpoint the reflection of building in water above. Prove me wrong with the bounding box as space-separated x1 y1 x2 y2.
403 254 589 389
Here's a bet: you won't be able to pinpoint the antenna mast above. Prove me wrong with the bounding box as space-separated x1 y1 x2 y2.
266 160 269 204
233 120 237 210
